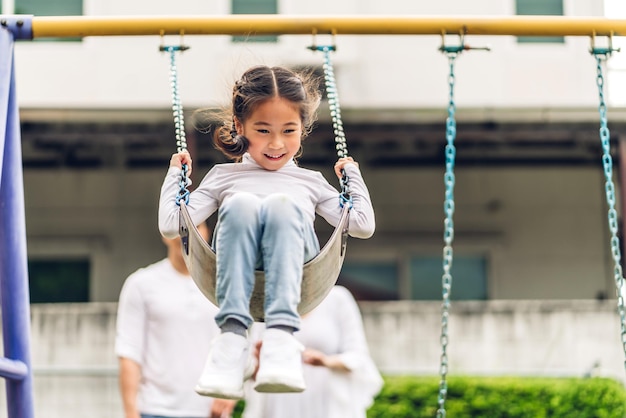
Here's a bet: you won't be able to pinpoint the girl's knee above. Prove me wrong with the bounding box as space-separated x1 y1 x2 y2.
262 194 303 229
221 193 261 216
218 193 262 233
263 194 298 214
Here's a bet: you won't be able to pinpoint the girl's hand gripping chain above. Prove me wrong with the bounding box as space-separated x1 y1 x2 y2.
334 156 358 180
170 151 193 177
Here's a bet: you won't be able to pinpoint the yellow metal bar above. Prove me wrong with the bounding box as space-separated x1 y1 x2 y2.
30 15 626 39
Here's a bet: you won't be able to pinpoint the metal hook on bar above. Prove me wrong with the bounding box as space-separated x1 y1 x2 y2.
439 30 465 55
310 28 318 51
159 29 190 53
307 28 337 53
439 29 491 55
590 30 620 57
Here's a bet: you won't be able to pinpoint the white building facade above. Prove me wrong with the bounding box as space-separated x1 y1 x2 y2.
2 0 620 305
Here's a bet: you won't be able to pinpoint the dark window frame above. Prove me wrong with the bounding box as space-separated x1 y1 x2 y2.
231 0 278 43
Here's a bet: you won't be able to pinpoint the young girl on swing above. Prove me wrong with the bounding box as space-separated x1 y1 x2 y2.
158 65 375 400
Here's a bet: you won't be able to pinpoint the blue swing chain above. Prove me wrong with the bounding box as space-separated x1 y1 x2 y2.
591 48 626 372
436 47 460 418
435 36 490 415
310 44 353 209
162 44 190 206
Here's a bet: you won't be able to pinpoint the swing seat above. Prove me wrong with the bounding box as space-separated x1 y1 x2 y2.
178 201 350 322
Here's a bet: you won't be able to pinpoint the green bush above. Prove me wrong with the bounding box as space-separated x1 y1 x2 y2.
233 400 244 417
367 375 626 418
231 376 626 417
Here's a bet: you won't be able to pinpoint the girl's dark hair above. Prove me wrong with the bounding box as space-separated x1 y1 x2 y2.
213 65 321 161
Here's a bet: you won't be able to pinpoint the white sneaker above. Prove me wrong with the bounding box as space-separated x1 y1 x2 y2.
254 328 306 393
195 332 249 399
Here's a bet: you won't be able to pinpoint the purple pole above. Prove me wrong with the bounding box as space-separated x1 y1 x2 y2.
0 27 35 418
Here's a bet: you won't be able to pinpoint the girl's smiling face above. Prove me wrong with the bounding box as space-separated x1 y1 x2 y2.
235 97 303 171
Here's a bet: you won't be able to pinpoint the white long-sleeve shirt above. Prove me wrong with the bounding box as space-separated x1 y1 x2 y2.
159 153 375 239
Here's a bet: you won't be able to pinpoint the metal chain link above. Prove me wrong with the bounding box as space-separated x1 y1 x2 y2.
436 52 459 418
592 51 626 371
162 45 190 205
312 45 352 208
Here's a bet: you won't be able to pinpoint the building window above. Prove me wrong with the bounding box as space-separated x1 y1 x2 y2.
231 0 278 43
14 0 82 42
338 255 487 302
28 259 90 303
515 0 564 44
409 255 487 301
339 261 399 301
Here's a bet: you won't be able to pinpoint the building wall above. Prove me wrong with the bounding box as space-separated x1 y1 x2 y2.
362 299 625 379
0 299 622 417
11 0 618 304
24 165 612 303
12 0 607 112
354 166 613 301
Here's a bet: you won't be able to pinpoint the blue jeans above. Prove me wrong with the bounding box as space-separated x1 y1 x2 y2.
213 193 320 330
